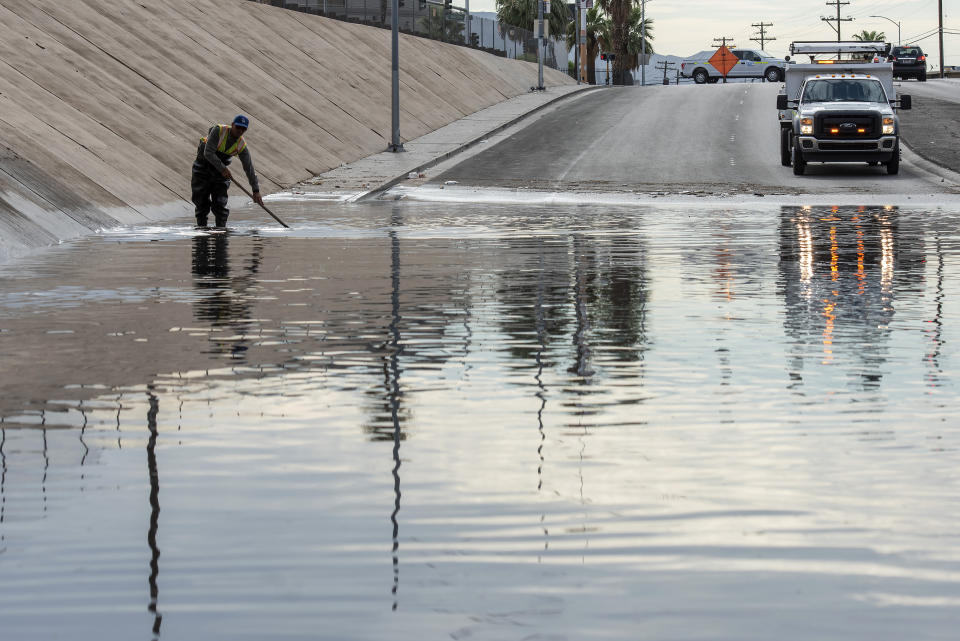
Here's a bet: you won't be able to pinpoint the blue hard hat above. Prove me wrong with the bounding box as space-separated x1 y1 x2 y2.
232 114 250 129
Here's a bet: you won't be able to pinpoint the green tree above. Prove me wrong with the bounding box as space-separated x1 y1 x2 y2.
420 5 465 43
623 5 654 72
852 29 886 42
496 0 571 46
851 30 886 60
596 0 654 84
565 6 608 84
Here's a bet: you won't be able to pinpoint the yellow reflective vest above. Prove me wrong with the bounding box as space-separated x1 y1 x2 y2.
201 124 247 157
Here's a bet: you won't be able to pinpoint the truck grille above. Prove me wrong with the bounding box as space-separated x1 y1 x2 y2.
817 113 879 138
818 142 879 150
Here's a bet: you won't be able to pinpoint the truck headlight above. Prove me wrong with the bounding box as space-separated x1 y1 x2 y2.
800 117 813 135
882 117 895 135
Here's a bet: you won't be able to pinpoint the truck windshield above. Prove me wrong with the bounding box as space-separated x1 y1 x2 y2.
801 79 887 103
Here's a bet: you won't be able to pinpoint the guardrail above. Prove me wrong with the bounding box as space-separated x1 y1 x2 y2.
248 0 570 71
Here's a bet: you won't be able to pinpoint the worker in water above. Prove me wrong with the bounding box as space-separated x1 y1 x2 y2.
192 115 264 228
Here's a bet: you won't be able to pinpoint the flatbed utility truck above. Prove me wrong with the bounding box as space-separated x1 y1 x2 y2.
777 41 912 175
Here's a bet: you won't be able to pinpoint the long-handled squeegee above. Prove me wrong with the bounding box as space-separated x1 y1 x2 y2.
229 176 290 228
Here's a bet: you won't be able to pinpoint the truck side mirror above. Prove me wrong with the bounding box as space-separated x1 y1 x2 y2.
777 94 789 110
900 94 912 110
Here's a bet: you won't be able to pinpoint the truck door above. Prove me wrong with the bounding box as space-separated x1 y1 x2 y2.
730 50 754 77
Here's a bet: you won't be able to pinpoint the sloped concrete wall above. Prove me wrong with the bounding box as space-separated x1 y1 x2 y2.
0 0 573 262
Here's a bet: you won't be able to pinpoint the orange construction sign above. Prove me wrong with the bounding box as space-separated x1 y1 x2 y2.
709 46 739 77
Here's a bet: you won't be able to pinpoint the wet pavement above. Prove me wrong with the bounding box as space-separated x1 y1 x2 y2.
2 199 960 639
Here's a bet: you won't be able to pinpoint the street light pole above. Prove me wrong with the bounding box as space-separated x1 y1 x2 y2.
640 0 649 86
868 14 901 45
389 0 403 152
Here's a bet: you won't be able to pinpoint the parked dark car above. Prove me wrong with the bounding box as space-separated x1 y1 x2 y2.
889 45 927 81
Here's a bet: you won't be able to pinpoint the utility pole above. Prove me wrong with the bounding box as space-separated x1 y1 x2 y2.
655 59 675 85
712 37 735 83
821 0 853 43
939 0 945 79
750 22 775 51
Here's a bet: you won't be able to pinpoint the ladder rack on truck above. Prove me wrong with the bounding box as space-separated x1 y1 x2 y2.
779 41 895 126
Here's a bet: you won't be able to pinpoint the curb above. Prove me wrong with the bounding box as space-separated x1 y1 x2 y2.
352 85 603 202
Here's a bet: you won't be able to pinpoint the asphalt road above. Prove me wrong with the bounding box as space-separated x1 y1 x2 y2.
898 78 960 171
429 81 960 198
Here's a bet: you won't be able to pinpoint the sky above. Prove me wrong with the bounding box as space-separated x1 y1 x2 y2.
469 0 959 68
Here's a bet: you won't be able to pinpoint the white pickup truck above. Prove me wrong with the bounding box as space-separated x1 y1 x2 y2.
680 48 786 84
777 41 912 175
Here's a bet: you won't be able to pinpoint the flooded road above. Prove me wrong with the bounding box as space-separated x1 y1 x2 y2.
2 200 960 640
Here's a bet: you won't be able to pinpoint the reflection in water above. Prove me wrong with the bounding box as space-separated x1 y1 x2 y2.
3 202 960 638
535 240 548 560
571 235 594 381
925 232 945 388
778 205 925 390
1 422 5 543
191 233 264 360
146 390 162 637
387 222 403 611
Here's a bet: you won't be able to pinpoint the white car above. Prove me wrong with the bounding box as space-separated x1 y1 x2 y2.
680 48 786 84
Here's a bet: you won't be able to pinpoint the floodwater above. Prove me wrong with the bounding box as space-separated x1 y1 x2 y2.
1 201 959 640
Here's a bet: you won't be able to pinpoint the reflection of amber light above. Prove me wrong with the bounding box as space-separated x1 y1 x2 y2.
822 295 836 364
829 225 839 282
855 217 866 295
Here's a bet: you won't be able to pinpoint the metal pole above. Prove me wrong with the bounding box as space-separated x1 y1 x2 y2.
869 15 901 45
939 0 945 79
574 0 580 83
389 0 403 151
537 0 544 89
640 0 646 86
465 0 470 45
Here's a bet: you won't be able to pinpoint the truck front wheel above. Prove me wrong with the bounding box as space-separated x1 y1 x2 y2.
693 68 709 84
887 146 900 175
765 67 782 82
780 129 792 166
792 141 806 175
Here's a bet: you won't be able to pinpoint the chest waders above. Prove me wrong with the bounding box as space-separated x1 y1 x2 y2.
190 124 247 228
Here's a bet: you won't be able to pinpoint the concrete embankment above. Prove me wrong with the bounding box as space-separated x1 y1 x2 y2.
0 0 573 262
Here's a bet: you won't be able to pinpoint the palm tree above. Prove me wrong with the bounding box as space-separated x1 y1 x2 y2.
623 6 654 72
852 29 886 42
851 30 886 60
565 6 608 84
596 0 653 84
496 0 570 42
